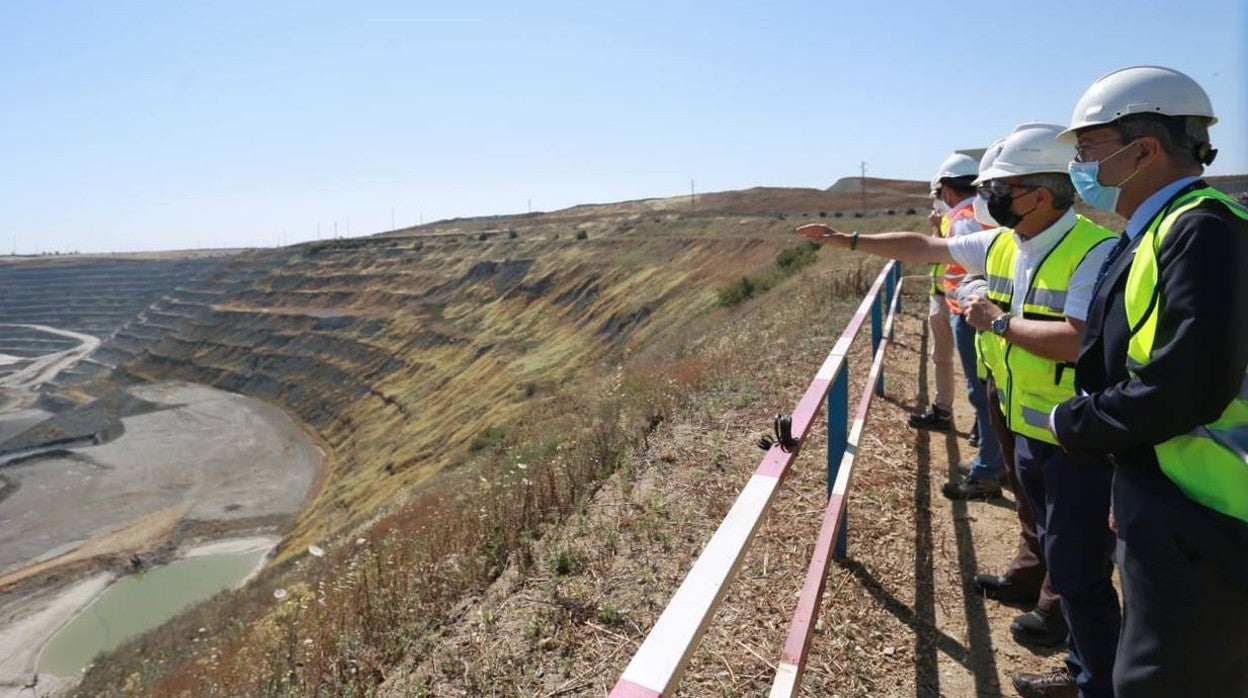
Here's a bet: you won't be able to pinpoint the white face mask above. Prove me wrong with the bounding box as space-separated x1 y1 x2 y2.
973 194 999 226
932 198 952 215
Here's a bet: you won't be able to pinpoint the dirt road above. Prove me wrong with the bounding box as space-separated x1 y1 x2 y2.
0 324 101 411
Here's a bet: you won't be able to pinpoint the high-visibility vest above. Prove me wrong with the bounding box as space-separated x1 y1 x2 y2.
1124 185 1248 523
941 204 985 313
979 215 1116 444
929 216 949 296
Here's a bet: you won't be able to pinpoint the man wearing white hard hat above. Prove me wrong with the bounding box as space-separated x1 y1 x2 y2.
967 140 1066 657
909 153 981 441
924 152 1007 499
1051 65 1248 697
797 123 1120 698
963 123 1120 698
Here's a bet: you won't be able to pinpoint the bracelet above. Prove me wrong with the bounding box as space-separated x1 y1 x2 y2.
850 231 860 250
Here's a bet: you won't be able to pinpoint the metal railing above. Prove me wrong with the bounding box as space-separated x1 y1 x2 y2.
610 261 905 697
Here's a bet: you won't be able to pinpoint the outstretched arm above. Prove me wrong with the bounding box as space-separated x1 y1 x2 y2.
796 224 958 265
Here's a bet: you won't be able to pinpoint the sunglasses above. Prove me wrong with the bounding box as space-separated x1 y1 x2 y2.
977 180 1040 198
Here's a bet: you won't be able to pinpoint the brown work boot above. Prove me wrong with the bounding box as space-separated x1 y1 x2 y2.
1011 665 1077 698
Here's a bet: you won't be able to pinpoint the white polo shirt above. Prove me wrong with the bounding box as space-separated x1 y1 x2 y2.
945 209 1115 321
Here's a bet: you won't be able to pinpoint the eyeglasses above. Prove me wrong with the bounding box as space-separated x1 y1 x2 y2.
977 180 1039 198
1074 137 1125 163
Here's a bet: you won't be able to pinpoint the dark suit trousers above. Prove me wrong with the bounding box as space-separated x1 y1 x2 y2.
987 380 1060 614
1112 465 1248 697
1015 435 1120 698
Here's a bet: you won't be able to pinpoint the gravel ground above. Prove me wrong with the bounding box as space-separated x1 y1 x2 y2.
0 382 321 576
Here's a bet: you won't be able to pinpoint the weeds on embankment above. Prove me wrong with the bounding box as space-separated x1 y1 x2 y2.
74 350 715 698
71 248 878 698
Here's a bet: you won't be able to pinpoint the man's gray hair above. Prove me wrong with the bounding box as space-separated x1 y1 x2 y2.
1020 173 1077 211
1117 113 1216 167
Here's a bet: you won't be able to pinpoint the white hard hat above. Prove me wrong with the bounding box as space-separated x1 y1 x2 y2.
975 123 1073 183
930 152 979 194
977 138 1007 178
1056 65 1216 144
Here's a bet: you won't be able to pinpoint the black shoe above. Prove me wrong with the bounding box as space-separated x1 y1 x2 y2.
941 475 1002 500
973 573 1040 605
908 405 953 431
1011 607 1068 649
955 462 1010 489
968 421 980 448
1011 666 1077 698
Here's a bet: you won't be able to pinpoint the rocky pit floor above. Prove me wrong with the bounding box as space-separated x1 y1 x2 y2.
0 381 323 696
379 298 1074 697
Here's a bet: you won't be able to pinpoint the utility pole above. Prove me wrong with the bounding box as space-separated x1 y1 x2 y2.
860 161 868 213
528 198 532 214
690 180 695 211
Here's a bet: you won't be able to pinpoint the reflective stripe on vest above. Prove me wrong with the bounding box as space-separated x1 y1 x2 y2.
979 215 1116 444
1124 186 1248 522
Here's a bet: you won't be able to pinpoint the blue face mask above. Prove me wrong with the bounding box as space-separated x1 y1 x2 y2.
1069 140 1140 212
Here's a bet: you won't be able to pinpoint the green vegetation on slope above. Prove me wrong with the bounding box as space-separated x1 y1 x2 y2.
717 240 821 307
68 206 904 697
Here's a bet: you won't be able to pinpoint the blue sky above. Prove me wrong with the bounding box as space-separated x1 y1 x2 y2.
3 1 1245 253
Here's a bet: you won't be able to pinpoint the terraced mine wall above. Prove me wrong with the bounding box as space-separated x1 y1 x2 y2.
1 207 862 563
0 256 231 382
0 256 229 336
48 222 798 553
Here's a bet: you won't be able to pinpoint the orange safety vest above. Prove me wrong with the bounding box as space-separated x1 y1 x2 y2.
942 203 988 314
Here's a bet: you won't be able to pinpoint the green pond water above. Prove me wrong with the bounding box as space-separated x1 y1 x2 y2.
38 549 267 677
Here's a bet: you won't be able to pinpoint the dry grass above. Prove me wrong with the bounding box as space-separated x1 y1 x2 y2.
71 241 874 697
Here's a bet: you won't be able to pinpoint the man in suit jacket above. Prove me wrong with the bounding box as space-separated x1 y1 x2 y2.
1051 66 1248 697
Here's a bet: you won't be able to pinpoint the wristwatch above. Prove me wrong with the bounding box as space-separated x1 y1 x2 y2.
991 312 1013 336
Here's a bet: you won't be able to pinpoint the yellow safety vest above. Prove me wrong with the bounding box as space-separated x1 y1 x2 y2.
929 216 950 295
979 215 1116 444
1124 185 1248 523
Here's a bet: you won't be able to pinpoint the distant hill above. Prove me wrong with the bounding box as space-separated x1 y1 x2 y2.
827 175 930 197
1208 174 1248 195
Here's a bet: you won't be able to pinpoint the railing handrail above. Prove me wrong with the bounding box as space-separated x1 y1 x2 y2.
610 261 903 698
770 275 904 696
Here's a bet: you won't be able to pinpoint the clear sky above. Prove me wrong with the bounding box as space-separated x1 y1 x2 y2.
3 0 1246 253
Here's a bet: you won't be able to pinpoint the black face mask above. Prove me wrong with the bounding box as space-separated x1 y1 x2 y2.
986 191 1037 229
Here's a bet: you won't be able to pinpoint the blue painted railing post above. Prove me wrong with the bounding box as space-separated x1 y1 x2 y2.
871 284 884 397
827 365 849 558
892 261 903 319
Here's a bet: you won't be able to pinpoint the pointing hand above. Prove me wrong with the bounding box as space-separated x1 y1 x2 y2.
796 224 853 248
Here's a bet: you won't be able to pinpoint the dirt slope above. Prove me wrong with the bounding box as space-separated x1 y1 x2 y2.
376 281 1062 697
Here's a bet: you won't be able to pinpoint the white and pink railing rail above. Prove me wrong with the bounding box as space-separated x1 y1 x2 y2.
611 261 905 698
